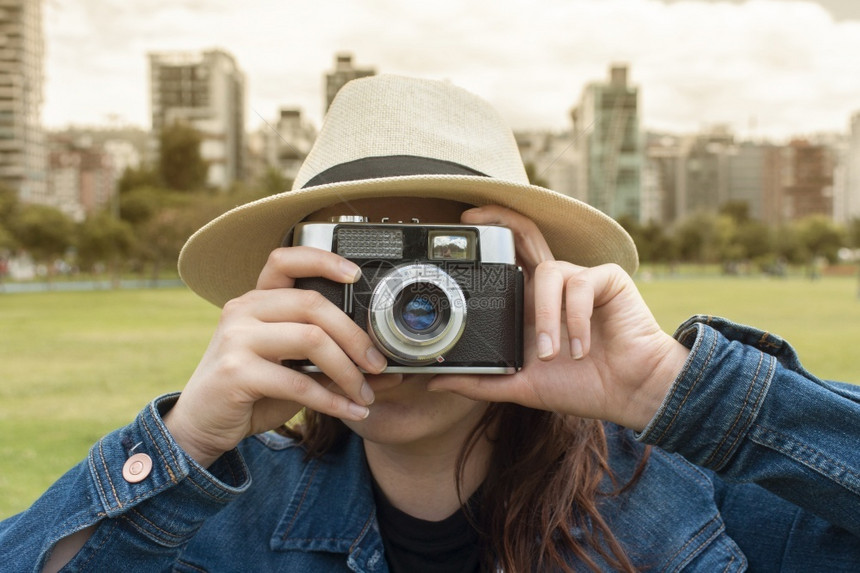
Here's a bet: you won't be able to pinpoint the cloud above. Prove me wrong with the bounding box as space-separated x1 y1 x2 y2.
42 0 860 141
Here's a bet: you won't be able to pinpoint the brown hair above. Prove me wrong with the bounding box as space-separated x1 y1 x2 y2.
281 403 648 572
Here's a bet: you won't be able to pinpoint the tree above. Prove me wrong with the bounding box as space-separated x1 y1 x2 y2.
772 224 804 264
117 165 161 195
795 215 844 264
119 186 169 225
615 215 641 251
524 162 549 188
734 220 772 261
76 211 135 275
258 167 292 196
0 184 18 224
9 204 75 264
638 220 676 263
711 214 740 264
0 185 20 251
0 223 15 251
719 200 751 224
847 218 860 249
135 207 200 281
716 201 774 264
615 216 674 264
159 121 208 191
672 212 719 263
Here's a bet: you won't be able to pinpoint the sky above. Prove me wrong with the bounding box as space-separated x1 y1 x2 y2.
42 0 860 142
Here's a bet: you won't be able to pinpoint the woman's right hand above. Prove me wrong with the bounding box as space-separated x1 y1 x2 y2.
163 246 388 467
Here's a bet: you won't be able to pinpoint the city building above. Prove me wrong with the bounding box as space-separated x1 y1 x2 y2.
50 125 146 175
835 112 860 224
46 135 117 221
148 49 246 188
515 128 579 200
0 0 46 202
782 139 834 221
572 64 642 221
643 133 683 224
727 141 784 224
43 126 145 220
644 129 789 226
324 53 375 114
726 141 765 219
256 107 316 185
676 127 734 219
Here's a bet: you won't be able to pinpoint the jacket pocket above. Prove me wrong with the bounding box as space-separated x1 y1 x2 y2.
672 528 747 572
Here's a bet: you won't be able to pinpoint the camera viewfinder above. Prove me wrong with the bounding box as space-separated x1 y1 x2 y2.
429 230 476 261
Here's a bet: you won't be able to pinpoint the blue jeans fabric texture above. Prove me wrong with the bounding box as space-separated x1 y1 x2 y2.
1 315 858 572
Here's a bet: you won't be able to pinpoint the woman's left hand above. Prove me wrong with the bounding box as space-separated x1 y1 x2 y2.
427 205 690 431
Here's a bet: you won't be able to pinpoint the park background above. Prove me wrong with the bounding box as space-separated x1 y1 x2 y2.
2 270 860 518
3 0 860 520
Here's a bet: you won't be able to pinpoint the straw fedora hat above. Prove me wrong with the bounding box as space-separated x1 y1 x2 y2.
179 74 638 307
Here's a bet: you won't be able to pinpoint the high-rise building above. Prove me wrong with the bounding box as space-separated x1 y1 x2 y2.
39 127 144 221
643 133 683 224
257 107 317 185
676 127 734 219
324 53 375 114
46 135 116 221
148 49 245 188
0 0 46 202
515 130 579 200
837 112 860 224
573 64 642 221
726 141 784 224
782 139 834 221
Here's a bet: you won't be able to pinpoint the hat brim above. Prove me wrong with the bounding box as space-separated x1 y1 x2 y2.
178 174 639 307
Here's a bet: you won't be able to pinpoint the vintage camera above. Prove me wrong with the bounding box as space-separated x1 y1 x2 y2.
289 216 523 374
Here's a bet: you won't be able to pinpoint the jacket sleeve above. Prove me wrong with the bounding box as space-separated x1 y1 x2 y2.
0 393 251 572
637 315 860 537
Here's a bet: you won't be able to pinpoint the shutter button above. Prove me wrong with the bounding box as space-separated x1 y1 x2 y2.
122 453 153 483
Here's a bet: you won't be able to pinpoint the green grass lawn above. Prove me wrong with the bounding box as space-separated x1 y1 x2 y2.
0 288 220 519
637 274 860 383
1 276 859 518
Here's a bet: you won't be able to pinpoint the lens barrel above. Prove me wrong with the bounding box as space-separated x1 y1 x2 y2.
368 263 466 365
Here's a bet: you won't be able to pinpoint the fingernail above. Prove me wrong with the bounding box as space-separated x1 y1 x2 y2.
366 346 387 372
348 403 370 420
360 381 375 405
570 338 584 360
341 261 361 282
537 333 554 359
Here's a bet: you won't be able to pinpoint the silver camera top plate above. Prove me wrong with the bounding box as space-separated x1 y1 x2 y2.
292 222 516 265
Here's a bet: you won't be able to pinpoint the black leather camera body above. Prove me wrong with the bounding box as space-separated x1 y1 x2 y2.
290 217 523 374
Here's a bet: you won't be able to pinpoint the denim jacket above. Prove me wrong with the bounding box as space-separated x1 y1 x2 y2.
2 316 859 572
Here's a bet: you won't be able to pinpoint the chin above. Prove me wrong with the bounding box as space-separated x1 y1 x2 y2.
344 390 489 448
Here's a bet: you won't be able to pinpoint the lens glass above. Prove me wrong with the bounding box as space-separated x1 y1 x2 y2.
401 294 437 332
393 283 450 337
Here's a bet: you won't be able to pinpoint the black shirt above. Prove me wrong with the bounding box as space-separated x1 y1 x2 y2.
371 480 482 573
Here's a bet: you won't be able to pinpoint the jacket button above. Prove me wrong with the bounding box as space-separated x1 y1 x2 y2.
122 453 153 483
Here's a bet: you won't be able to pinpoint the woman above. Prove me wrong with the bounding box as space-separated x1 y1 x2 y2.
3 75 859 572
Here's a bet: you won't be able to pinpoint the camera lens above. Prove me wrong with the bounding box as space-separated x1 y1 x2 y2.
368 263 467 365
400 294 437 332
395 284 450 335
